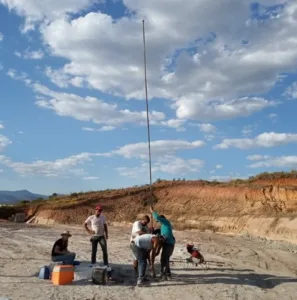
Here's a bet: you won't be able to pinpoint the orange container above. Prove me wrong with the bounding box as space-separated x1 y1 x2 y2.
51 265 74 285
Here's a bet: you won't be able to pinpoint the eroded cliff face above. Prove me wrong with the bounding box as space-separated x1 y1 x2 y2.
22 180 297 242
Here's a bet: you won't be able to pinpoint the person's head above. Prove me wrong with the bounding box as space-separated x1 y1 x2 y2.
95 205 103 216
61 230 72 241
140 215 150 226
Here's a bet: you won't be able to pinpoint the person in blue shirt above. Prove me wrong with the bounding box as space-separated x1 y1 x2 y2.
150 206 175 280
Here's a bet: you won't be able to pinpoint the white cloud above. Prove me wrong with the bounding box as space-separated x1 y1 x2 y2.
117 156 204 178
0 0 99 32
173 96 278 121
15 49 44 59
6 69 32 85
214 132 297 150
113 139 205 177
0 32 3 41
0 138 204 177
7 70 190 130
0 135 12 152
216 164 223 169
198 123 216 133
209 175 232 182
34 1 292 121
45 67 79 88
248 155 297 169
285 82 297 98
246 154 270 161
160 119 186 131
110 139 205 160
0 123 4 129
209 174 247 181
0 152 100 176
3 1 295 123
82 126 116 132
33 83 166 127
153 156 204 174
83 176 99 180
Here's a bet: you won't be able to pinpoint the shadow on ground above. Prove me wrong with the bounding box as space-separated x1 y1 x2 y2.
153 272 297 289
1 260 296 290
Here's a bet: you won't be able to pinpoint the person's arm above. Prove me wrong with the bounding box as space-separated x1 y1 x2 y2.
104 216 108 240
84 217 94 234
53 243 66 255
135 222 147 235
150 206 169 225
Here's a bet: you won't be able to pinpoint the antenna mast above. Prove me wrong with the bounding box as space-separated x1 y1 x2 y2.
142 20 154 221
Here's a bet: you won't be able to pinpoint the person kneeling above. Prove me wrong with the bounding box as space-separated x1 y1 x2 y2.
51 230 76 265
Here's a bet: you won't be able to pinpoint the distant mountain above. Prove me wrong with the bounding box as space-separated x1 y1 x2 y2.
0 189 48 204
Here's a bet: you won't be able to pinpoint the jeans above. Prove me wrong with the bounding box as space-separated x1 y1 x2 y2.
90 236 108 265
161 243 174 275
52 252 76 265
135 246 149 280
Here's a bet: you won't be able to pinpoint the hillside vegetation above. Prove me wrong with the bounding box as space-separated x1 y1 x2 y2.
2 171 297 242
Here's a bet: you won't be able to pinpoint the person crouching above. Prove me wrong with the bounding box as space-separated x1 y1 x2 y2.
133 234 164 286
51 230 76 265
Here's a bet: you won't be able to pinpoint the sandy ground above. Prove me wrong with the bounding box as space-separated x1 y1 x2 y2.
1 223 297 300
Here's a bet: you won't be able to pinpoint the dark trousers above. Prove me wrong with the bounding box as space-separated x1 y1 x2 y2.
90 236 108 265
161 243 174 275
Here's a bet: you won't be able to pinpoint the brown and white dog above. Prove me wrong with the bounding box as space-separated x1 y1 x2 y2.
148 235 165 278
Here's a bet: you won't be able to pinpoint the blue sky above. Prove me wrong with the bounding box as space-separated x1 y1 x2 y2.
0 0 297 195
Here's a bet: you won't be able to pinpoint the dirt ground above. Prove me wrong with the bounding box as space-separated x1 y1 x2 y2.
1 223 297 300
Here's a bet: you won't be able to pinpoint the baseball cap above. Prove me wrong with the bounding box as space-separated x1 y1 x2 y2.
95 205 103 211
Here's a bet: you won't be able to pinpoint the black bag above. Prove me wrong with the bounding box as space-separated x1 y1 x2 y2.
92 267 107 285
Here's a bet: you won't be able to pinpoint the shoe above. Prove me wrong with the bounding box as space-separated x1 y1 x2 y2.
137 279 144 286
160 274 168 281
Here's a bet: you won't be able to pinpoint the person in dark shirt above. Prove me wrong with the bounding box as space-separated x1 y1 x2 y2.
51 230 76 265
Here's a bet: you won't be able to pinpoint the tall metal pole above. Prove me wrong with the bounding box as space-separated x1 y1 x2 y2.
142 20 154 229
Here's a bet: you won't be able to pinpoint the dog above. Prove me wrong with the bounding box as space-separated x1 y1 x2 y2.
186 243 205 265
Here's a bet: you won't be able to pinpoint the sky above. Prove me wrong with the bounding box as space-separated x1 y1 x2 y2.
0 0 297 195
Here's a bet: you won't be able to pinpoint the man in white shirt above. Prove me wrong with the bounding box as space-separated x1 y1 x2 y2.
84 205 109 265
130 215 150 274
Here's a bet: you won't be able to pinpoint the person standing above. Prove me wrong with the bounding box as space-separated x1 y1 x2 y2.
84 205 109 266
130 215 151 274
150 206 175 280
51 230 76 265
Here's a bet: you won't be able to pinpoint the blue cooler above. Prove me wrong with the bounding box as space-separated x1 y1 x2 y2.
39 266 50 279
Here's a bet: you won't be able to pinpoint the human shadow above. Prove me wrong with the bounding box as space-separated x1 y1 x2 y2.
71 261 161 287
0 261 153 286
153 272 297 289
177 267 254 272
